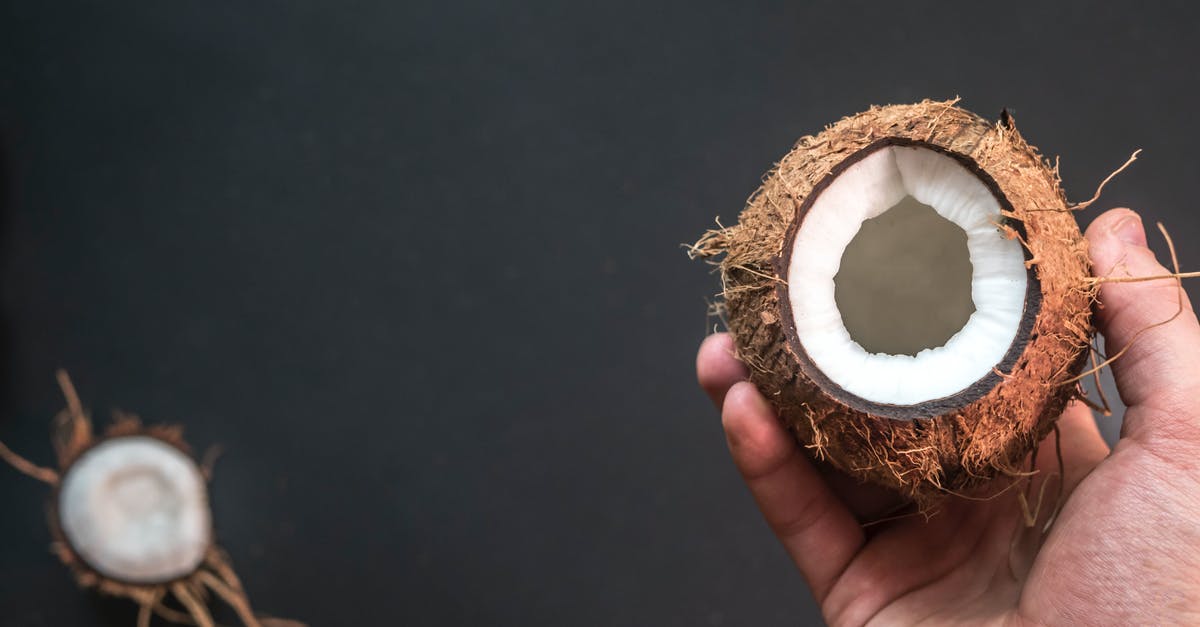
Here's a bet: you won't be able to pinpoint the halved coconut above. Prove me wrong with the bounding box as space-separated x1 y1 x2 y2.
0 372 302 627
693 101 1092 501
57 435 212 584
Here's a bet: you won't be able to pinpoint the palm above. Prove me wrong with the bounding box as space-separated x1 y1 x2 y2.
794 400 1110 627
1020 428 1200 624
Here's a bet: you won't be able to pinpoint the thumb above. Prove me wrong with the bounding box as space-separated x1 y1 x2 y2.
1085 208 1200 445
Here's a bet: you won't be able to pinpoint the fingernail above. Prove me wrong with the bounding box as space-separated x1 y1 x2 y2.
1111 213 1146 246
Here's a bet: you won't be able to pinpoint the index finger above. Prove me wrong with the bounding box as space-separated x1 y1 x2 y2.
697 333 749 408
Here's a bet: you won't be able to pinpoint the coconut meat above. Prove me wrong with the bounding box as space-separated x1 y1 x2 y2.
57 436 211 583
787 145 1028 406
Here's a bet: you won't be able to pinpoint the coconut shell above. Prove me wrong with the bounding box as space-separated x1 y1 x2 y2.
694 100 1093 503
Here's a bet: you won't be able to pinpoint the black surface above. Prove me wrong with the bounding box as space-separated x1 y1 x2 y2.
0 2 1196 625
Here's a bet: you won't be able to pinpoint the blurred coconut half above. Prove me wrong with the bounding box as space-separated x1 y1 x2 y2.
0 371 303 627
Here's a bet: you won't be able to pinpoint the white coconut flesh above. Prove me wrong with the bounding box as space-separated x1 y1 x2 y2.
57 436 211 583
788 145 1028 406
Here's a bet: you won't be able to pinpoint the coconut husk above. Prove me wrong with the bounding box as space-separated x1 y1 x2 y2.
692 100 1094 505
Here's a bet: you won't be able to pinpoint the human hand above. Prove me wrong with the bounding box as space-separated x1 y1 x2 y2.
696 208 1200 625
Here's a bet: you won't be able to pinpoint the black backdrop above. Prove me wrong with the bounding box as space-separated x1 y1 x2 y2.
0 2 1196 625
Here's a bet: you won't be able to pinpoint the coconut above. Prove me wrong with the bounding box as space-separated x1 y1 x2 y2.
57 435 212 584
692 100 1094 504
0 371 303 627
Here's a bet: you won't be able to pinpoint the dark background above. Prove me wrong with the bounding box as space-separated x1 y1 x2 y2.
0 2 1194 625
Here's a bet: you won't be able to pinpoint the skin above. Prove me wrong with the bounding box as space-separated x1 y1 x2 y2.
696 208 1200 626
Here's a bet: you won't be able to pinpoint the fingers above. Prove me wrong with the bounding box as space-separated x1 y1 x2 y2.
698 334 904 520
1085 208 1200 445
722 381 864 603
697 333 749 408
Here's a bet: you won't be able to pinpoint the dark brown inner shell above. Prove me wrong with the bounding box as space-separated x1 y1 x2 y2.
771 137 1043 420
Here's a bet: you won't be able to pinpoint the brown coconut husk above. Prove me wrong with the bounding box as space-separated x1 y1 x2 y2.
0 371 304 627
691 100 1095 506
